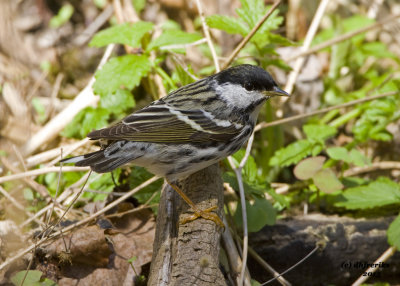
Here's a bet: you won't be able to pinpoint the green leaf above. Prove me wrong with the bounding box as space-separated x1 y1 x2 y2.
61 107 110 139
86 171 120 201
89 22 153 48
132 0 146 13
327 147 348 161
93 55 152 97
335 178 400 209
349 149 370 167
32 97 47 123
147 30 202 50
11 270 56 286
269 139 313 167
294 156 325 180
388 215 400 249
206 15 248 36
49 4 74 28
313 169 343 194
234 196 276 232
99 89 135 114
303 124 337 141
23 188 34 201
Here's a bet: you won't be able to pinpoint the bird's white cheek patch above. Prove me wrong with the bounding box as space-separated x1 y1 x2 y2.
215 82 265 110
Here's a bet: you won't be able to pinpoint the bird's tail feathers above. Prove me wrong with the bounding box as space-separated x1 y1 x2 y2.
60 149 132 173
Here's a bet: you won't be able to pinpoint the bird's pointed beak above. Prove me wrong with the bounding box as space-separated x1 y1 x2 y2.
267 86 290 97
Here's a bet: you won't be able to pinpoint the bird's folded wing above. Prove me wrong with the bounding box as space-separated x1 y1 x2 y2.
87 105 244 143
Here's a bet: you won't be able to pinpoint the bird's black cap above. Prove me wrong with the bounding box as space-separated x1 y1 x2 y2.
214 64 288 96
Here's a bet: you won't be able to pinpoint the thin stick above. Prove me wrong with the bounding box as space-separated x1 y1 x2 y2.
195 0 220 72
261 245 319 285
284 0 330 95
0 176 159 271
221 216 252 284
26 138 90 168
22 44 114 155
227 133 255 286
0 186 26 212
248 245 291 286
286 13 400 62
351 246 397 286
344 161 400 177
222 0 282 70
0 166 90 184
73 4 114 46
19 171 92 227
255 91 398 131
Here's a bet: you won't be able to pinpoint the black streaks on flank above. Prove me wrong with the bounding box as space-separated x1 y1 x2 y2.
177 148 195 156
188 154 217 164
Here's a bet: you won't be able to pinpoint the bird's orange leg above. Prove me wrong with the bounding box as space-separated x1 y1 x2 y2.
166 180 224 228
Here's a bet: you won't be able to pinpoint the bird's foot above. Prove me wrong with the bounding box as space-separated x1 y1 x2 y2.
180 205 225 228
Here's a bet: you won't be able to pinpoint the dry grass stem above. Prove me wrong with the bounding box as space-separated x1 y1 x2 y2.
284 0 330 95
222 0 282 70
195 0 220 72
22 44 115 155
286 13 400 62
0 166 90 184
255 91 398 131
351 246 397 286
0 176 159 271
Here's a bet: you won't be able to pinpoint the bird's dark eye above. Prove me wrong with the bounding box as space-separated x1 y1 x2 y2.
244 82 255 91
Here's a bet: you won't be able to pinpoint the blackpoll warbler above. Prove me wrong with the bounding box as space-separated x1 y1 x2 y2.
62 64 289 226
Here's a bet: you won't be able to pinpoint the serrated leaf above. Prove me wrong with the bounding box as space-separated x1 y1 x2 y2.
99 88 135 114
388 215 400 249
206 15 248 36
313 169 343 193
93 55 151 97
269 139 313 167
147 29 202 50
303 124 337 141
335 178 400 209
89 22 153 48
327 147 349 161
294 156 325 180
234 196 276 232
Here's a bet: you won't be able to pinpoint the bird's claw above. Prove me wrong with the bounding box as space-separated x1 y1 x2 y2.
180 205 225 229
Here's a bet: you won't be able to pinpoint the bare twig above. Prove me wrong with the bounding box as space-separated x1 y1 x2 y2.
284 0 330 95
47 73 64 120
248 246 292 286
0 166 90 184
26 138 91 168
344 161 400 177
227 133 255 286
0 176 159 271
73 4 114 46
194 0 220 72
260 245 319 285
351 246 397 286
286 13 400 62
22 44 115 155
255 91 398 131
0 186 26 212
19 171 92 227
221 216 251 285
222 0 282 70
